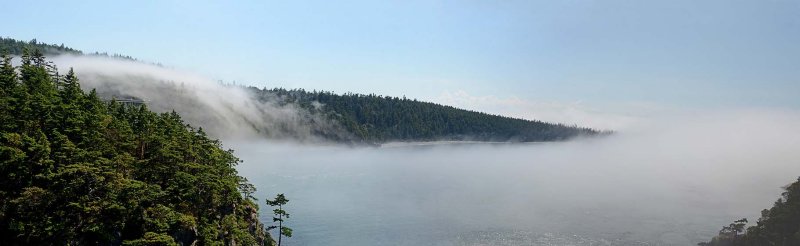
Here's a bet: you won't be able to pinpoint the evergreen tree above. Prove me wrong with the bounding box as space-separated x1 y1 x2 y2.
700 177 800 245
266 194 292 246
0 52 17 131
253 87 606 144
0 51 273 245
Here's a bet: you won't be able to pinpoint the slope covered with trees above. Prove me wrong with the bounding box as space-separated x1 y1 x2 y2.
0 50 270 244
700 177 800 246
0 37 137 61
254 88 603 143
0 37 603 144
0 37 81 56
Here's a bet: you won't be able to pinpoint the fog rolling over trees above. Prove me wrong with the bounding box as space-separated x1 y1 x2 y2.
37 52 598 144
0 38 599 144
3 38 799 245
49 55 353 142
43 48 800 245
0 52 270 245
253 88 600 143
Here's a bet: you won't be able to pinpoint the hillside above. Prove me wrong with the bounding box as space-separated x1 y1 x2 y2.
0 37 137 61
0 49 270 244
1 37 603 144
256 88 603 143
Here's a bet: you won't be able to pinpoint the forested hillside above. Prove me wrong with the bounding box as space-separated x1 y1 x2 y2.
0 50 270 244
254 88 603 143
700 177 800 246
1 37 603 144
0 37 137 60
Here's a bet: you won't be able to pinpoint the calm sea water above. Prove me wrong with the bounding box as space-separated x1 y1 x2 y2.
231 138 799 246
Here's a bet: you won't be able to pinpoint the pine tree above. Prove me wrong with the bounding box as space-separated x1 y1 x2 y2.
0 52 272 245
266 194 292 246
0 52 17 131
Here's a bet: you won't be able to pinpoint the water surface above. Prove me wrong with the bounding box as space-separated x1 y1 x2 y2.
233 133 800 245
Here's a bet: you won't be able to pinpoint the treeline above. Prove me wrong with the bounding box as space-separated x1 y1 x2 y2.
700 177 800 245
252 88 604 143
1 37 604 144
0 50 271 244
0 37 137 61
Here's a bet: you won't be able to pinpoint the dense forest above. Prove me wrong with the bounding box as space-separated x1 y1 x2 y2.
0 37 137 61
1 37 602 144
253 88 603 143
0 49 271 244
700 177 800 245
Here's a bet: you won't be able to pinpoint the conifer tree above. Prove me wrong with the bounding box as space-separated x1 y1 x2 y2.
267 194 292 246
0 51 272 245
0 52 17 131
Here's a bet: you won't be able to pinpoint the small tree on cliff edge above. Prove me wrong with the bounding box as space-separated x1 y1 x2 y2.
266 194 292 246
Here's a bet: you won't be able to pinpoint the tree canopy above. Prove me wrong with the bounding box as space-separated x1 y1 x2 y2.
0 37 137 61
700 177 800 246
0 37 605 145
254 87 605 143
0 50 271 245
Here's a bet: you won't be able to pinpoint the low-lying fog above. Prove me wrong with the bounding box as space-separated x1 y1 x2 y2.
232 110 800 246
51 56 800 245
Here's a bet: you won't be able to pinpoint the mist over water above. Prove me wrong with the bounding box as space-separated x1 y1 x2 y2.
49 55 800 245
232 110 800 246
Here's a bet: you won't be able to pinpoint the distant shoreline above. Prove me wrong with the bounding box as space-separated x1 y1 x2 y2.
379 140 545 148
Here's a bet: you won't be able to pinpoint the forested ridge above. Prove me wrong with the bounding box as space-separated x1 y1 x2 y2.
0 49 271 244
255 87 603 143
0 37 602 143
700 177 800 246
1 37 137 61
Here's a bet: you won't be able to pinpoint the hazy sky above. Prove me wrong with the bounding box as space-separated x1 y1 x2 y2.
3 0 799 117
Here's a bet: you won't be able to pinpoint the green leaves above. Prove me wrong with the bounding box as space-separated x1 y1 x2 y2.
266 193 289 207
701 177 800 245
280 227 293 238
0 52 270 245
257 87 602 144
122 232 178 246
266 193 292 245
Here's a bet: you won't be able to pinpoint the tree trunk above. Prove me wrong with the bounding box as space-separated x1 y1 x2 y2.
278 204 282 246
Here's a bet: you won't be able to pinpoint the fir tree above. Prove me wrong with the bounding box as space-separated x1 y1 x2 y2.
0 51 273 245
266 194 292 246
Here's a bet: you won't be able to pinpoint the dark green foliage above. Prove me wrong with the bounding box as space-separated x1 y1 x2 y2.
700 177 800 246
1 37 603 144
0 37 137 61
265 194 291 246
254 88 605 143
0 37 82 56
0 53 271 245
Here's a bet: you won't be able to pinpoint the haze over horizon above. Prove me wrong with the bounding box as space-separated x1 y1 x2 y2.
3 1 800 245
3 0 799 130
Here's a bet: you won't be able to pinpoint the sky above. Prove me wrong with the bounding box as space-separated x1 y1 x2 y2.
2 0 799 127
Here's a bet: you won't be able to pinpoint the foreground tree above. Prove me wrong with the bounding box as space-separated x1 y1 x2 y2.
0 50 272 245
700 177 800 245
266 194 292 246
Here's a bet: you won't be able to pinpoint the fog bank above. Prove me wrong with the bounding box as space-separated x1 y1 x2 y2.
50 55 350 141
45 54 800 245
232 109 800 245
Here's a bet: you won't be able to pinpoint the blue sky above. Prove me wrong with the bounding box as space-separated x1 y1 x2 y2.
2 0 799 115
